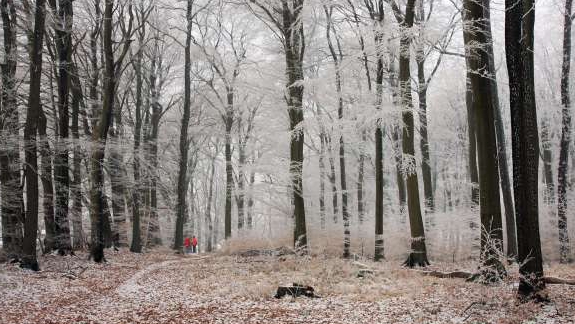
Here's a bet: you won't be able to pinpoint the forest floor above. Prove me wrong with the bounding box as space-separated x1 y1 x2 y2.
1 249 574 324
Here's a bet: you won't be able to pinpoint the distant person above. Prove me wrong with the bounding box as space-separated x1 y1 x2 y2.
184 236 191 254
192 236 198 254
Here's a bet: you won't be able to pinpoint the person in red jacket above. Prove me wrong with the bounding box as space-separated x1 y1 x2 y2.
192 236 198 254
184 237 191 254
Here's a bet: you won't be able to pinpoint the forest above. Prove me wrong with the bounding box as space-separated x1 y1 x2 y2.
0 0 574 323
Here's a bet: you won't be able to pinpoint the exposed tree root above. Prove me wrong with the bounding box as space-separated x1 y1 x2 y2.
466 260 508 284
544 276 575 285
19 258 40 271
352 260 575 287
57 248 76 256
517 290 550 304
403 253 430 268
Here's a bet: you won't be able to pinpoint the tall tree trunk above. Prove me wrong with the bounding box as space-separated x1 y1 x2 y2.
390 60 407 215
109 153 127 247
48 0 73 255
484 5 517 258
571 142 575 185
463 0 505 280
22 0 48 270
89 0 119 263
374 115 385 260
70 63 84 250
0 0 24 258
130 40 144 253
505 0 545 297
283 0 308 251
205 147 217 252
88 1 100 131
147 147 160 248
348 0 369 226
357 134 366 224
319 127 327 230
38 110 56 253
541 119 555 203
247 170 255 229
236 114 247 232
417 61 434 215
494 98 517 258
327 138 339 223
324 5 350 258
147 56 162 247
394 149 407 214
109 110 127 247
465 71 480 209
237 150 246 231
235 112 252 232
399 0 429 268
101 194 113 248
224 90 234 238
108 61 129 248
370 1 385 262
557 0 573 264
175 0 193 252
414 7 434 215
463 16 479 234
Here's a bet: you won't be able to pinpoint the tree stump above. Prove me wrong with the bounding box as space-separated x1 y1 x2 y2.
274 283 318 299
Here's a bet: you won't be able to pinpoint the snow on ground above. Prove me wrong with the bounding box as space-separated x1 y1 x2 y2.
1 249 574 324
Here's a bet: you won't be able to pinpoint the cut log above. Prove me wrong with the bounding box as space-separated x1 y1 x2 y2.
416 270 473 279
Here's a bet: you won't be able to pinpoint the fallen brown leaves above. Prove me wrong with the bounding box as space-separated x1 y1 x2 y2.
1 250 574 323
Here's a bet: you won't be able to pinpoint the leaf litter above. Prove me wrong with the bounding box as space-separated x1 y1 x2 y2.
1 249 574 324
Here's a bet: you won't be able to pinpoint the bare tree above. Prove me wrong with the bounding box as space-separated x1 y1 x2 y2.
344 0 368 226
22 0 49 270
393 0 430 267
463 0 505 281
174 0 195 252
145 25 175 247
0 0 24 258
236 103 259 230
248 0 308 252
69 61 84 250
47 0 73 255
130 0 154 253
323 3 350 258
191 4 247 236
205 141 220 252
362 0 386 262
505 0 545 298
483 0 517 259
90 0 133 262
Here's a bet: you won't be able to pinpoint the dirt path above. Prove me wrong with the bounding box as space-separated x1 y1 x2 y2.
115 259 182 298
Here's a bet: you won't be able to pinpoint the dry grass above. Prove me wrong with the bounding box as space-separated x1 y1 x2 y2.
220 206 479 264
218 232 293 255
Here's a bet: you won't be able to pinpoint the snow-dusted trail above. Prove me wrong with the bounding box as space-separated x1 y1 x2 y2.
115 258 184 298
1 250 574 324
